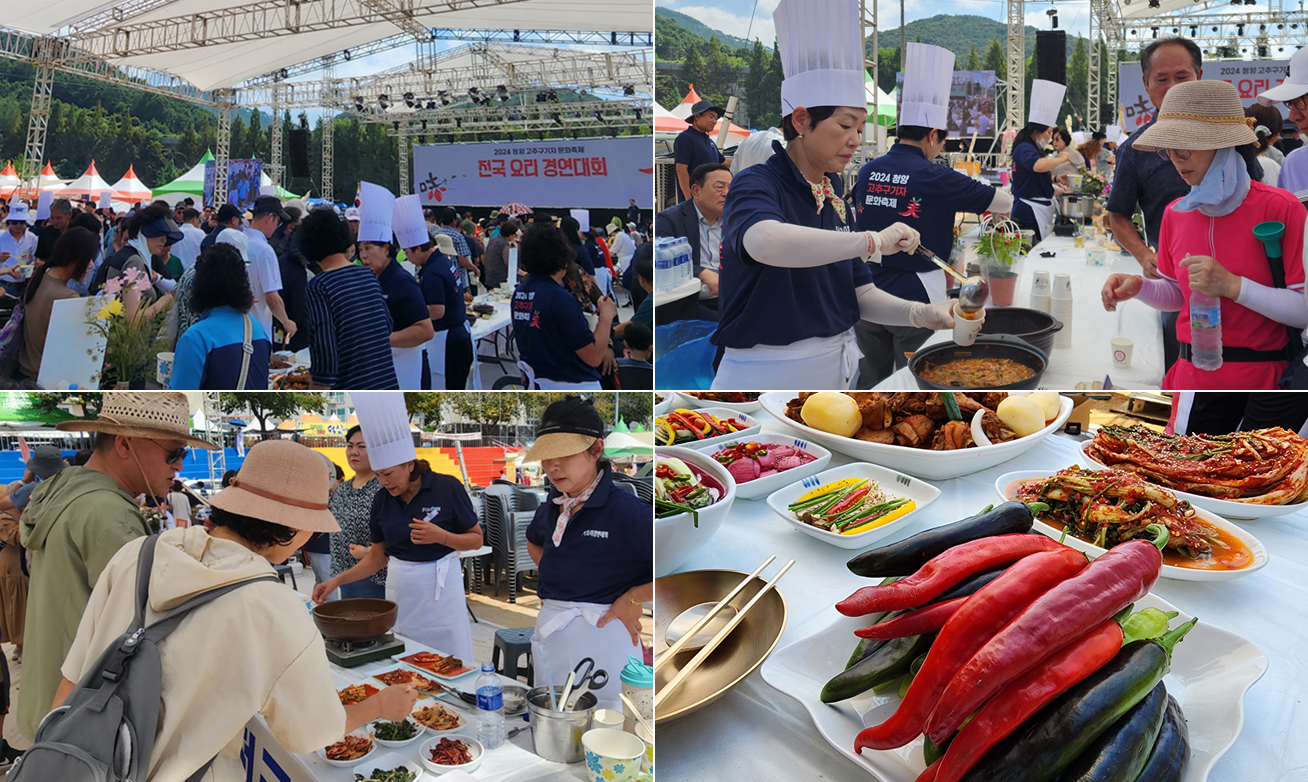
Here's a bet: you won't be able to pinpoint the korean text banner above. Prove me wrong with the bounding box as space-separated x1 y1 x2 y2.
411 137 652 208
1117 60 1289 134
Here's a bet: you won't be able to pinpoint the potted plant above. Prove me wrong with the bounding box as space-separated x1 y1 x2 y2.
85 267 173 389
972 217 1023 307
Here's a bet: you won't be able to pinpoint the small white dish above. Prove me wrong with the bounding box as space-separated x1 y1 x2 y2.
412 702 468 735
657 407 763 450
418 734 484 776
766 462 942 550
370 716 423 748
352 751 420 779
655 393 675 416
1078 441 1308 521
655 445 737 577
698 433 833 501
994 469 1270 581
316 729 376 768
673 391 764 414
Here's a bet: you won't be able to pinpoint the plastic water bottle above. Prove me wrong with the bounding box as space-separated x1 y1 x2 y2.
1189 291 1223 371
476 662 505 749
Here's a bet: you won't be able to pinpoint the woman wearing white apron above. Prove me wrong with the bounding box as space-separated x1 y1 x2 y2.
394 198 475 391
1011 79 1071 242
313 458 482 663
511 223 618 391
710 0 957 391
355 181 434 389
523 398 652 712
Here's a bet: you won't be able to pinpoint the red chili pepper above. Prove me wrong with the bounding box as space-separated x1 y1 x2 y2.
670 484 695 503
836 534 1065 617
854 596 968 641
924 538 1163 744
914 759 941 782
853 547 1086 752
702 414 728 435
655 464 675 479
667 412 706 440
826 486 872 518
932 620 1124 782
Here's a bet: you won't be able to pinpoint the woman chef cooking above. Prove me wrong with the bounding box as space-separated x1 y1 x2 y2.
710 0 958 390
1010 79 1072 241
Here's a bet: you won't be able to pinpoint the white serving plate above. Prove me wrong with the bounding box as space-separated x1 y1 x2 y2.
367 667 441 699
338 679 383 706
761 593 1267 782
994 470 1269 582
418 734 484 776
353 751 421 779
412 701 469 736
759 393 1073 480
698 433 833 501
655 393 675 416
765 463 942 550
370 716 424 748
1078 441 1308 521
673 391 764 414
657 406 763 450
655 445 737 578
316 729 376 768
394 646 477 681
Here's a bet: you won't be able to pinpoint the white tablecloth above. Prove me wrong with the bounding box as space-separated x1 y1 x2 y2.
658 408 1307 782
877 233 1167 390
468 300 513 390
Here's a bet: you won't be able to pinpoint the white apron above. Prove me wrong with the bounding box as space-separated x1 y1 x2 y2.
1019 197 1055 242
915 269 947 305
713 330 861 391
385 554 474 663
391 344 424 389
531 599 640 712
425 330 449 390
516 360 603 391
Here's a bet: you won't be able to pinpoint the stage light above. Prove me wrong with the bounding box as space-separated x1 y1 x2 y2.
278 68 289 80
538 131 546 141
1148 0 1159 8
1046 8 1058 28
513 29 521 42
553 112 563 125
595 109 606 123
1191 26 1198 36
1237 23 1244 35
438 91 451 107
497 85 510 101
378 94 391 110
468 87 484 105
404 92 415 108
421 120 428 130
342 49 351 61
1260 24 1266 32
456 118 462 128
354 96 365 112
635 108 643 120
1152 27 1158 38
623 84 636 96
1172 28 1178 33
426 100 437 110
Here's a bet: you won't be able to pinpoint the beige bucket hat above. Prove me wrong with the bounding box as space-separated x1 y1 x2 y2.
210 439 340 533
56 392 217 449
1133 80 1258 152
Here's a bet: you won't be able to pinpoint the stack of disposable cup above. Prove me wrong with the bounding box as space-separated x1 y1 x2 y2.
1051 273 1074 349
1030 270 1051 314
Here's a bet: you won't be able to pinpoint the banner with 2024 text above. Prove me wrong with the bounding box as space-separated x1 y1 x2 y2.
411 137 653 208
1117 60 1291 136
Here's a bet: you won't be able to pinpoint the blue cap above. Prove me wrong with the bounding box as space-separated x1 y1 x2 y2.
620 656 653 689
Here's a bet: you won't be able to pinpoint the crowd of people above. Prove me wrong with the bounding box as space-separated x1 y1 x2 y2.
0 188 655 391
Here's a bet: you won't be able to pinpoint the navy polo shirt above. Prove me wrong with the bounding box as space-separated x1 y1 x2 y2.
418 255 471 343
673 126 726 201
570 243 597 276
369 470 478 563
1011 141 1055 225
526 469 652 604
377 259 430 333
512 273 600 383
713 140 875 350
854 144 997 302
1106 118 1192 247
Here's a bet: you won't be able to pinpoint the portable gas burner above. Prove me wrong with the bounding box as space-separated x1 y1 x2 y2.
325 633 405 668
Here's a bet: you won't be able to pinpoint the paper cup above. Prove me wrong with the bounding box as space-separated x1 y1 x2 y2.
636 723 653 774
156 352 174 386
1112 337 1134 368
1031 270 1051 295
1052 273 1073 299
953 303 986 347
593 709 625 731
582 729 646 782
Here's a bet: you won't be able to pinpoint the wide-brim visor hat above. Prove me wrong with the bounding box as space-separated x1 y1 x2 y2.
210 439 340 533
1133 80 1258 153
524 401 606 463
140 217 184 244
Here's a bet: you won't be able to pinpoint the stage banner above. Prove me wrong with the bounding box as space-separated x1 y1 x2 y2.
1118 60 1290 135
412 137 653 208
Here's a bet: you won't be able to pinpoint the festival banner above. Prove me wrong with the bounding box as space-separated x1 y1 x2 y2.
1117 60 1290 135
411 137 653 208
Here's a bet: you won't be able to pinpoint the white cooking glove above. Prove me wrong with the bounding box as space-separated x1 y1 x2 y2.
876 222 922 256
909 300 956 330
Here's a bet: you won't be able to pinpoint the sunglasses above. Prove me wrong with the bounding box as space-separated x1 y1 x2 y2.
146 439 189 465
1154 148 1194 162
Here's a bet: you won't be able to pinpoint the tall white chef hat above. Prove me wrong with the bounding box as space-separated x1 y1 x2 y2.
36 190 53 221
356 181 396 244
1029 79 1067 127
900 43 955 130
350 392 417 471
775 0 867 118
1072 131 1087 146
260 183 277 197
393 194 429 250
1106 125 1122 141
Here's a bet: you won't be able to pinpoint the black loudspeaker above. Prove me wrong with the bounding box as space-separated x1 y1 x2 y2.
288 129 310 178
1036 31 1067 87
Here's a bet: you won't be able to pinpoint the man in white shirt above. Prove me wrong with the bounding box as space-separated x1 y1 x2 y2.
173 207 206 270
0 203 37 296
609 222 637 273
242 196 297 342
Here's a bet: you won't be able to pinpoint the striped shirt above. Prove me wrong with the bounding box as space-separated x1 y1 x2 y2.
305 264 398 389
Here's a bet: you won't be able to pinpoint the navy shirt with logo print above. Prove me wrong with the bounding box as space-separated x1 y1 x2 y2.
369 470 478 563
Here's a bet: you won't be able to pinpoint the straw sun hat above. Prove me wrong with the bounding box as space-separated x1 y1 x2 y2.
56 392 217 449
210 439 340 533
1133 80 1258 153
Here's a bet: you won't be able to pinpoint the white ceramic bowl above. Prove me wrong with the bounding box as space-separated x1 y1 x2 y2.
994 470 1270 581
352 751 420 780
657 407 763 450
766 463 942 550
316 729 376 768
673 391 764 414
411 702 468 736
698 433 833 501
655 393 675 416
759 392 1074 480
418 734 484 776
1078 440 1308 521
655 445 738 577
370 717 423 748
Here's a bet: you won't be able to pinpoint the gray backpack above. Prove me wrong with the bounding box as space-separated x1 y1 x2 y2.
8 535 280 782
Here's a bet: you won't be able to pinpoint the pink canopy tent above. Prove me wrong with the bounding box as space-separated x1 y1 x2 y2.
109 164 152 204
666 85 750 147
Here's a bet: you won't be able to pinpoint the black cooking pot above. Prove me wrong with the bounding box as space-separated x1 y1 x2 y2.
979 307 1063 355
909 334 1049 391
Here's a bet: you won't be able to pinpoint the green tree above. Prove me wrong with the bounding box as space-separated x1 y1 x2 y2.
248 110 265 161
450 394 523 436
404 392 447 426
704 38 731 99
229 114 248 160
29 393 104 418
966 44 981 71
218 393 327 439
681 45 709 100
1067 36 1089 127
179 123 202 165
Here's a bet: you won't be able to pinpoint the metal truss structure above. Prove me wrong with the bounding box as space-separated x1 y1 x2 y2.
1004 0 1027 136
322 57 336 201
214 92 232 204
359 97 649 136
268 83 284 186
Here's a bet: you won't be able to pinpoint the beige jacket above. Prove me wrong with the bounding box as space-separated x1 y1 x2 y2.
61 527 347 781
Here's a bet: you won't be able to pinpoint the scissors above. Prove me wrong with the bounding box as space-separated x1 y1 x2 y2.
560 657 610 711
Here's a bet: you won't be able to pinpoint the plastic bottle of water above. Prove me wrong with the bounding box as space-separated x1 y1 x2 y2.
476 662 505 749
1189 291 1223 371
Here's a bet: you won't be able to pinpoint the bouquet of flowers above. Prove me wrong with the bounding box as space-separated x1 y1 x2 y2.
85 267 172 388
142 506 166 534
1079 166 1111 199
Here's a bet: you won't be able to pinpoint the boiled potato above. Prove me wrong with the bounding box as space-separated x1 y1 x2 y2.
801 392 863 438
1027 391 1062 422
996 396 1046 437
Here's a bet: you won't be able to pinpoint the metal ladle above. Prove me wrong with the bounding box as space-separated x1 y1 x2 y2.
916 246 988 315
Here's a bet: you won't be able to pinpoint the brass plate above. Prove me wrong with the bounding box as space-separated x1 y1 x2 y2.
654 569 787 724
